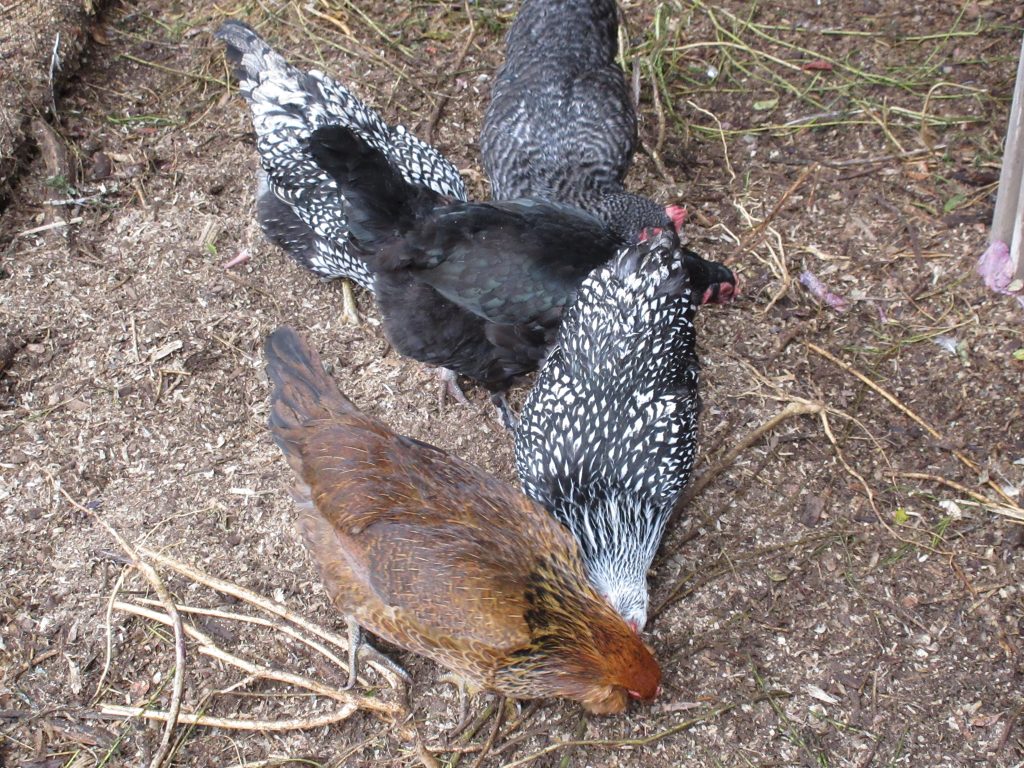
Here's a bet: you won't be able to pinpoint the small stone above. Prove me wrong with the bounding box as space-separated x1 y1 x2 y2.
88 151 112 181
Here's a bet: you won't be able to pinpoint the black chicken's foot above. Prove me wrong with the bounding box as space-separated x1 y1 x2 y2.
491 392 518 432
437 367 470 408
340 279 363 325
344 616 409 690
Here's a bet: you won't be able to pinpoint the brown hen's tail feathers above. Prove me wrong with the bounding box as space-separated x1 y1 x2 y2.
265 325 357 433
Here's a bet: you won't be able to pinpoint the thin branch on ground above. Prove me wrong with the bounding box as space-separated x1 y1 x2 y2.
46 472 185 768
136 546 402 687
807 342 1024 512
424 0 476 144
672 400 824 521
496 691 789 768
739 164 816 255
470 700 506 768
87 521 185 768
98 704 356 732
91 564 129 707
109 600 397 718
898 472 1024 524
133 598 355 681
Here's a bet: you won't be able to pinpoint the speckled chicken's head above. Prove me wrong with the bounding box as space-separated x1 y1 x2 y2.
599 580 650 636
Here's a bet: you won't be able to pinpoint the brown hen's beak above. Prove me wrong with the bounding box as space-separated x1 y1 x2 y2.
628 685 660 700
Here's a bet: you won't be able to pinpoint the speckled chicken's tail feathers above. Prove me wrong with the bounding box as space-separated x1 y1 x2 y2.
215 20 290 98
265 327 357 475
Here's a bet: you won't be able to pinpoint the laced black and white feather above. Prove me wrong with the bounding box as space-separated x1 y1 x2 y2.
217 21 467 288
514 231 700 630
480 0 673 242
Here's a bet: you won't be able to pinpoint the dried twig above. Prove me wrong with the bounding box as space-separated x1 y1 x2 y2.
807 342 1023 511
672 400 823 519
133 598 355 680
91 565 129 706
470 701 506 768
497 692 789 768
897 472 1024 524
424 0 476 144
639 60 675 185
99 704 355 732
136 546 402 687
739 165 816 255
80 516 185 768
111 600 396 718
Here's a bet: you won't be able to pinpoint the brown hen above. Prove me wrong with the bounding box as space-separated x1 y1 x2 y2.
264 326 660 714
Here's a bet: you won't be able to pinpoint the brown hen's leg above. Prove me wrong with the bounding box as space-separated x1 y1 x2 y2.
438 672 473 736
344 616 409 690
437 367 470 408
340 279 362 325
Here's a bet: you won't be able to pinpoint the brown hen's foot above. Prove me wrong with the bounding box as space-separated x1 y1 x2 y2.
340 279 362 325
437 367 470 408
344 616 410 690
438 672 478 736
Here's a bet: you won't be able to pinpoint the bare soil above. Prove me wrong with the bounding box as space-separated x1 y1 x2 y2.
1 1 1022 767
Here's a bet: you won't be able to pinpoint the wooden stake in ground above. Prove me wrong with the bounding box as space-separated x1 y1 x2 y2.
988 33 1024 280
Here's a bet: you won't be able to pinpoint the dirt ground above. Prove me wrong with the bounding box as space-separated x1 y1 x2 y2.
1 1 1023 766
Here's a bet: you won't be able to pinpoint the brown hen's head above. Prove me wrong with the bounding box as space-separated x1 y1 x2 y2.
571 627 661 715
498 557 661 715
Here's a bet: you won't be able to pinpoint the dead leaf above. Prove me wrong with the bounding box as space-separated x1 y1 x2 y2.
148 339 183 363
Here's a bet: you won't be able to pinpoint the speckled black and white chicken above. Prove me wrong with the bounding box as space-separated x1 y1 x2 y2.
216 20 467 322
514 231 700 631
482 0 723 283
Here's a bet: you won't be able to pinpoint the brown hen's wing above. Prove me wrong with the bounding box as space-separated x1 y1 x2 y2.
295 420 547 651
265 327 566 653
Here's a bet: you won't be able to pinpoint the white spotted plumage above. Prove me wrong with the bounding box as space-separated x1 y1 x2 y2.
217 21 466 288
514 231 700 630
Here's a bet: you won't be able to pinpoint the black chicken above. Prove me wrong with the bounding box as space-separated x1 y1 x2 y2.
309 124 621 404
514 232 701 631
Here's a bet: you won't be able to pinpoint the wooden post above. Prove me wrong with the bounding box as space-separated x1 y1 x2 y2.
991 33 1024 280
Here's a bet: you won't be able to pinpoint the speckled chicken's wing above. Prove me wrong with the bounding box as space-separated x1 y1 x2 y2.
216 20 466 287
